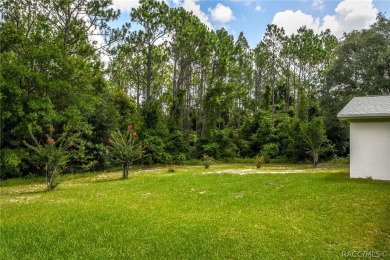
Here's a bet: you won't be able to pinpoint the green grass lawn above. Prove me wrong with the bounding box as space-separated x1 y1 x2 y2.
1 164 389 259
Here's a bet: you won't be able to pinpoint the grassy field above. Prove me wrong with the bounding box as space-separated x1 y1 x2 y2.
1 164 389 259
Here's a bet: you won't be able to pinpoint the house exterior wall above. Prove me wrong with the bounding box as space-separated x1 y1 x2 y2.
350 121 390 180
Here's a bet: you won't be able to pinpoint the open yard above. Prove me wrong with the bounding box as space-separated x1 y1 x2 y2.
1 164 389 259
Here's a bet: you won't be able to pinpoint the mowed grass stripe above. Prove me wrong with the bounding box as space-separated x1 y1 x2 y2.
1 164 389 259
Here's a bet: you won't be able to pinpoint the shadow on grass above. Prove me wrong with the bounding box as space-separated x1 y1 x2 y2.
322 172 390 185
0 177 45 188
322 172 349 181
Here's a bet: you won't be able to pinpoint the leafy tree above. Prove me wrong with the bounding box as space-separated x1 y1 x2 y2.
301 117 332 167
263 24 285 124
0 0 126 175
322 14 389 156
326 15 390 97
131 0 170 101
231 32 253 125
24 127 77 190
253 42 270 110
169 8 207 130
107 125 143 179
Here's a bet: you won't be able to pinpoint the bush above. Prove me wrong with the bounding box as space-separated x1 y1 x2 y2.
330 157 350 164
197 129 238 159
182 159 203 165
0 149 28 179
165 130 189 158
202 154 213 169
221 158 255 164
142 134 172 165
172 153 187 164
255 155 265 168
269 156 290 164
212 129 238 159
261 143 279 162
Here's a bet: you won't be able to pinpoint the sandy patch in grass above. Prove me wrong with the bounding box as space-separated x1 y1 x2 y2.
7 196 41 203
133 167 166 174
92 171 122 181
203 167 341 175
91 167 167 181
0 184 46 195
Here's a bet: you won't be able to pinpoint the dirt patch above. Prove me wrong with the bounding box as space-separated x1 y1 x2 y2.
203 167 335 175
1 184 46 195
92 167 167 181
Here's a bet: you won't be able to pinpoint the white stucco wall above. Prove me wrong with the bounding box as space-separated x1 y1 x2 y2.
350 121 390 180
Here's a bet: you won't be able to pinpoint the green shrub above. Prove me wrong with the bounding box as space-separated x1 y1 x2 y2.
182 159 203 165
141 134 172 165
202 143 219 158
166 130 189 159
172 153 187 164
222 158 255 164
269 156 290 164
0 149 28 179
330 157 350 164
255 155 265 168
211 129 238 159
202 154 213 169
261 143 279 162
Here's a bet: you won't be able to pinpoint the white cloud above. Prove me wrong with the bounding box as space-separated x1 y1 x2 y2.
312 0 324 10
111 0 140 13
182 0 213 29
209 3 235 24
271 0 378 38
230 0 253 6
272 10 320 35
320 0 377 37
255 5 262 12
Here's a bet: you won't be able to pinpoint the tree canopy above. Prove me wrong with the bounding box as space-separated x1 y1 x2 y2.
1 0 389 178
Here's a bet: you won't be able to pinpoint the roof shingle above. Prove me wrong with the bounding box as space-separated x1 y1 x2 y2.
337 96 390 120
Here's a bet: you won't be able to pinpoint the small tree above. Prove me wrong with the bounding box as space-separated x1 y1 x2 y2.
255 155 264 168
301 117 333 167
107 125 143 179
202 154 213 169
24 128 76 190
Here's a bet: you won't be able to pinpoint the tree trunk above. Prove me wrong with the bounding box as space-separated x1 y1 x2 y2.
296 62 302 120
146 44 152 100
123 163 130 179
271 57 276 126
313 152 319 168
201 112 207 139
286 62 290 111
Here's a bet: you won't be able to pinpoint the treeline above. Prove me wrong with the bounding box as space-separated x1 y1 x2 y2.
1 0 389 178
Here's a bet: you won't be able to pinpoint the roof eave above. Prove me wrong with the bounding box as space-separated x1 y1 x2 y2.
337 115 390 121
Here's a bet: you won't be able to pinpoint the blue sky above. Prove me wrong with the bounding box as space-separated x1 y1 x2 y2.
110 0 389 48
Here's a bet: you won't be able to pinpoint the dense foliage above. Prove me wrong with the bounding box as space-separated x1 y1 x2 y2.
1 0 389 178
